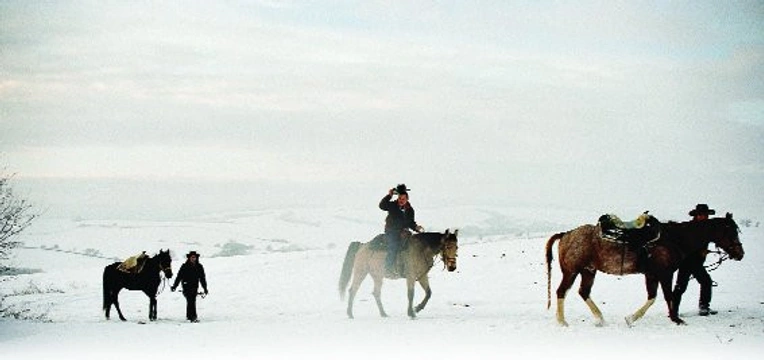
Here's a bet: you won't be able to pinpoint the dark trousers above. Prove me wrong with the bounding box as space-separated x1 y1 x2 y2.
673 256 712 309
183 291 198 321
385 229 402 270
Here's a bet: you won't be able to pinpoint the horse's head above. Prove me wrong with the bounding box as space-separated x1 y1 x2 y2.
156 249 174 278
713 213 744 261
440 229 459 272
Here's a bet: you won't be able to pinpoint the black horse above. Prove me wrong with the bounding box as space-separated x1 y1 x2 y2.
103 249 173 321
663 213 744 323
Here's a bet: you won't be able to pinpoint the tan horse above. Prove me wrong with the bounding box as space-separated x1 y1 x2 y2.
339 229 459 319
546 214 744 326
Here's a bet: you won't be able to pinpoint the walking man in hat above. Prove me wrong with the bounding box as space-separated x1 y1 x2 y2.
379 184 423 276
171 251 209 322
672 204 718 316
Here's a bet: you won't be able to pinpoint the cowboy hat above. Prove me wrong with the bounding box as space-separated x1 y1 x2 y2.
186 251 200 258
689 204 716 217
393 183 411 195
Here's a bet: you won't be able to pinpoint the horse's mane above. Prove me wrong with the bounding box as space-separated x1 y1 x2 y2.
415 232 446 251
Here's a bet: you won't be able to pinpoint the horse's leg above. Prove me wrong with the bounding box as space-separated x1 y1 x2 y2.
414 275 432 313
671 264 692 324
406 277 417 319
625 275 658 326
555 271 578 327
662 273 684 325
149 296 157 321
112 289 127 321
371 273 389 318
346 266 368 319
143 286 158 321
578 270 605 327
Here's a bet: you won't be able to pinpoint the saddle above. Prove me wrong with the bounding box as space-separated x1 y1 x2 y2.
116 251 149 274
369 230 413 278
598 212 658 248
367 230 413 251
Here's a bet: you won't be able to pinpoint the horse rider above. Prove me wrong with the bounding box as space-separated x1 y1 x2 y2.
672 204 717 316
379 184 423 276
171 251 209 322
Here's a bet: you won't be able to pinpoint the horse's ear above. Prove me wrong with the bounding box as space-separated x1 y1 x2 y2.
453 229 459 237
726 212 733 219
444 228 450 235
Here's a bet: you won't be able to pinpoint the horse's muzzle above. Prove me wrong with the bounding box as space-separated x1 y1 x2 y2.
447 263 457 272
729 244 745 261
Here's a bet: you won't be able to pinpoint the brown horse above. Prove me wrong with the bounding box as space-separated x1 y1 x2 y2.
546 213 743 326
664 214 744 322
339 229 459 319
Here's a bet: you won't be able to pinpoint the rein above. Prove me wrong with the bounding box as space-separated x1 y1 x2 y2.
155 262 172 295
157 276 168 295
704 249 729 272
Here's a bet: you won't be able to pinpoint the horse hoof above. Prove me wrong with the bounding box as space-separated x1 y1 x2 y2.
625 316 634 327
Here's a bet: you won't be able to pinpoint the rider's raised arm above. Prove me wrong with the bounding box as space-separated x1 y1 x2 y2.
379 193 393 211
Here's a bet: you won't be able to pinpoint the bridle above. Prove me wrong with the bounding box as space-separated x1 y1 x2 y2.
159 263 172 274
440 238 458 270
696 221 742 278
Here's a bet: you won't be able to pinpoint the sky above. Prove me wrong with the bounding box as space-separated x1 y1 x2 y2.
1 1 763 219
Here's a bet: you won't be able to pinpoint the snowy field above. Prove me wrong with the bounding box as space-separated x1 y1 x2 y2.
1 205 762 359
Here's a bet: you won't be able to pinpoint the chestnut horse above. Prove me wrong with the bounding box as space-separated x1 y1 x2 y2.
546 213 743 326
339 229 459 319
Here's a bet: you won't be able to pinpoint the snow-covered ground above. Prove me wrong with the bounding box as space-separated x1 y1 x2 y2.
1 205 762 359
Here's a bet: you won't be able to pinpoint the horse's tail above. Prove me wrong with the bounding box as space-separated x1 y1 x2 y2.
102 266 110 313
339 241 362 300
546 232 566 310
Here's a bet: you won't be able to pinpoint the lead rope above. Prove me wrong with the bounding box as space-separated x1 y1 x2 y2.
157 273 168 295
704 249 729 272
688 247 728 285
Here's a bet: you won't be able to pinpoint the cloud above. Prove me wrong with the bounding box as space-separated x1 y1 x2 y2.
1 1 762 213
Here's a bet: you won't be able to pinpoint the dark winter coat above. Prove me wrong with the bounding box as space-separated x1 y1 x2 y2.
379 194 418 233
173 261 208 295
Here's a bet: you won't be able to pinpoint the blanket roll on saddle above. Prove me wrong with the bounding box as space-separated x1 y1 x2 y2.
117 251 149 274
604 213 649 230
